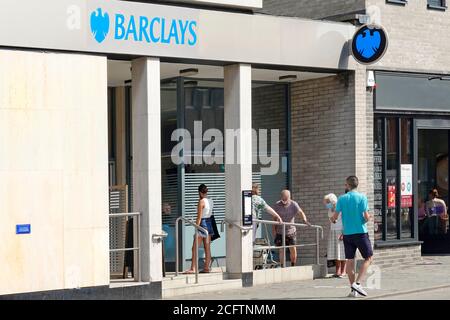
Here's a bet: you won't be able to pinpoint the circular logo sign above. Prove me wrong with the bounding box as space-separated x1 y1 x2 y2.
351 24 388 65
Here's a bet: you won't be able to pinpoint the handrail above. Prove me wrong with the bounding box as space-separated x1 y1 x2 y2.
152 230 168 242
254 219 323 268
175 216 209 284
109 212 142 282
220 219 252 234
109 212 141 218
254 219 324 239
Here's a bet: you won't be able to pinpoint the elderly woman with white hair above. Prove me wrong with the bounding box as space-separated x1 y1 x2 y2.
324 193 347 278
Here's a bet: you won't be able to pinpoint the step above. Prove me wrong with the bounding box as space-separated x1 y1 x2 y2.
252 265 320 286
162 278 242 298
163 271 228 288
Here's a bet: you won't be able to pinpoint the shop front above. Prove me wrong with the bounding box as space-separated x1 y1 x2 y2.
373 71 450 254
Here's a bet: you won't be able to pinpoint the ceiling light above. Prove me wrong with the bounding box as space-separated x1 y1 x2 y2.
180 68 199 77
279 74 298 81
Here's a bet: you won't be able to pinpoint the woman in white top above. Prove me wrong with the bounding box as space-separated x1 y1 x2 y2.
184 184 214 274
324 193 347 278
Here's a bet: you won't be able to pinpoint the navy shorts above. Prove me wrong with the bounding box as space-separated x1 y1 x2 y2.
343 233 373 260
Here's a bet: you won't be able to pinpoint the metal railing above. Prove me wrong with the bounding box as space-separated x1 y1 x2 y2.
174 217 324 283
109 212 141 282
220 219 252 234
175 216 209 284
254 219 324 267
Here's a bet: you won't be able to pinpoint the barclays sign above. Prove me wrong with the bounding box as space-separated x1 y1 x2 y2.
91 9 110 43
90 8 198 46
351 24 388 65
0 0 356 71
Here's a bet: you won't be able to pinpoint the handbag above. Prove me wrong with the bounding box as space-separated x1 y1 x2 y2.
210 214 221 242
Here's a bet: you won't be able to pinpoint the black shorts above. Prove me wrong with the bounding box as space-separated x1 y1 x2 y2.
343 233 373 260
274 233 296 246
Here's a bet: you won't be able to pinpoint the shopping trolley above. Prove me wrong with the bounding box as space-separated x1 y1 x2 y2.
253 223 279 270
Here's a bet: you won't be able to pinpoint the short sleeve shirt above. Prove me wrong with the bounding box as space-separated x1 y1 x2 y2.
273 200 301 235
252 195 267 219
335 191 369 235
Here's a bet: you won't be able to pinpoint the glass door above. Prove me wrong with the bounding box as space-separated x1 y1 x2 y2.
417 129 450 253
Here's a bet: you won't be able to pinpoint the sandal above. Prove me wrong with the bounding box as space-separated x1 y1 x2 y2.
200 269 211 274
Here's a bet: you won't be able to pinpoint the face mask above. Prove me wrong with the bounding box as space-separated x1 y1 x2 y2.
325 203 333 209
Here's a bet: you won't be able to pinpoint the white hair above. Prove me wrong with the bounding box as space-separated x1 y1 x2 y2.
324 193 338 204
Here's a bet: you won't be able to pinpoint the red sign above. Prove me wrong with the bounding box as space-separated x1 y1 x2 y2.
401 195 413 208
388 185 396 209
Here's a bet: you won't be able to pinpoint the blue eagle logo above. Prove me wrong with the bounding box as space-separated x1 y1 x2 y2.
355 29 381 59
90 8 110 43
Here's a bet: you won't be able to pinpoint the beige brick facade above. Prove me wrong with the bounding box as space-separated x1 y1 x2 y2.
259 0 365 19
290 67 377 265
261 0 450 74
368 0 450 73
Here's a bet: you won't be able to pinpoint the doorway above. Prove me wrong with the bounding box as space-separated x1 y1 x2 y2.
416 121 450 254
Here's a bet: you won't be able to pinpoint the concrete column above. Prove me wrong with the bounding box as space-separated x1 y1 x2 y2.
224 64 254 286
131 57 163 287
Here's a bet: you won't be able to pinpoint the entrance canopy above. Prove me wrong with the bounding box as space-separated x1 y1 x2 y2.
0 0 355 71
108 60 335 86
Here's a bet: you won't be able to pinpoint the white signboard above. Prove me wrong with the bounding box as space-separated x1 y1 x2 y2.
401 164 413 208
401 164 413 196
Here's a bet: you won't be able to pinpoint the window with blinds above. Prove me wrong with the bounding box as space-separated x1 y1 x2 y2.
428 0 447 9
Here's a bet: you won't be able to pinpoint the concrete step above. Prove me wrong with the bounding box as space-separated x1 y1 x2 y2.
162 278 242 298
253 265 322 286
163 270 228 288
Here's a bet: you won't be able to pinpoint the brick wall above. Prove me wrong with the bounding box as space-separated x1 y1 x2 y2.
252 84 288 154
251 84 290 211
258 0 365 19
368 0 450 73
263 0 450 74
290 67 374 265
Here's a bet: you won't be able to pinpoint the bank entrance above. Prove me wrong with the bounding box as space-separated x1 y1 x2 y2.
107 59 331 287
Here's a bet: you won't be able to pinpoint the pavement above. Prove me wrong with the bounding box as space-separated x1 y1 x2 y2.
168 255 450 300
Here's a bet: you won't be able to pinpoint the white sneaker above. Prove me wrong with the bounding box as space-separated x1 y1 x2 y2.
347 289 359 298
351 283 368 297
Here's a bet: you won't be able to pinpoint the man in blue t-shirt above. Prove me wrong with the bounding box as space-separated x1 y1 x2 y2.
332 176 372 298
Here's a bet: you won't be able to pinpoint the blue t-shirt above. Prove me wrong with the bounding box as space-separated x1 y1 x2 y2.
335 191 369 235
